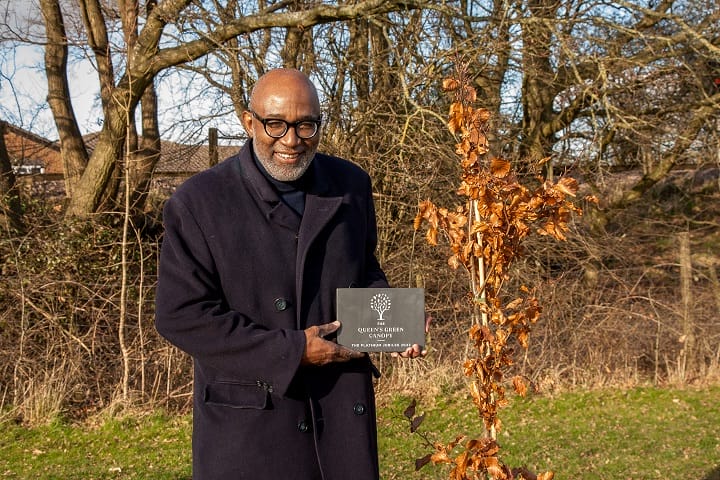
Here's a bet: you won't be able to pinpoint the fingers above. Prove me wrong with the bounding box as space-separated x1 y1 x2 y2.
391 312 432 358
302 322 363 366
314 320 341 338
390 343 427 359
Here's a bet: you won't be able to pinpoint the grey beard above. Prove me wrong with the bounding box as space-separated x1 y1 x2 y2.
258 152 315 182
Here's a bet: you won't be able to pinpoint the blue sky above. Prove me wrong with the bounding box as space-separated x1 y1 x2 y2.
1 44 101 140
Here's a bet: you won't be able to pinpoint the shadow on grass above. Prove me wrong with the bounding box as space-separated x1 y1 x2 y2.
703 466 720 480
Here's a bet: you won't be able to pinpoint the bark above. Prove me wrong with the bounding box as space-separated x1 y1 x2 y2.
519 0 561 170
123 0 161 214
617 99 719 207
369 18 396 101
281 1 316 70
0 121 24 234
476 0 512 116
39 0 89 199
679 231 696 379
128 78 160 212
77 0 114 114
348 19 370 114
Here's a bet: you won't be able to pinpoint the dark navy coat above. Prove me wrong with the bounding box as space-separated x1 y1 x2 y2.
155 141 388 479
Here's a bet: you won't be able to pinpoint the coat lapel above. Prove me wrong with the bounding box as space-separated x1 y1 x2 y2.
237 142 302 232
238 145 345 327
295 157 344 327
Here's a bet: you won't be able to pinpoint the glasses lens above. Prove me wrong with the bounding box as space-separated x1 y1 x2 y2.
296 122 318 139
264 120 288 138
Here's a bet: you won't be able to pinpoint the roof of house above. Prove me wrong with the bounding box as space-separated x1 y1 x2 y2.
81 131 242 174
2 122 63 174
5 122 244 176
155 138 241 174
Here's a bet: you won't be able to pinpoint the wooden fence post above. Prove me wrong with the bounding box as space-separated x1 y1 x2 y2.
209 128 218 167
679 231 695 381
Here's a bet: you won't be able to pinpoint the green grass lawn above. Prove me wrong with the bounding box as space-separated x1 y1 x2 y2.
379 386 720 479
1 386 718 479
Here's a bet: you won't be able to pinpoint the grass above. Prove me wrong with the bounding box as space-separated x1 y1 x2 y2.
1 386 719 479
0 413 192 479
380 386 720 479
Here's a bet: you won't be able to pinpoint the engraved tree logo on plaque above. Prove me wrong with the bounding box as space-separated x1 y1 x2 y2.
370 293 391 325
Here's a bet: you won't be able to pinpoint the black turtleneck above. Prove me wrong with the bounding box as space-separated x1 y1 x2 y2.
252 154 312 216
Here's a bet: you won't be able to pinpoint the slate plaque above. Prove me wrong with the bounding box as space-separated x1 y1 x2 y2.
336 288 425 352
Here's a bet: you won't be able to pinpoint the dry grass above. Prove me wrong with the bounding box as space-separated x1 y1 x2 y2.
13 359 77 426
1 175 719 425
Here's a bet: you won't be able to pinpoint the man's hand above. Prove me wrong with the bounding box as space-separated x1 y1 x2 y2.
391 312 432 359
301 320 364 366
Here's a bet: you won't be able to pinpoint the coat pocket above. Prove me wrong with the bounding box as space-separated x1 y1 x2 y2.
203 381 270 409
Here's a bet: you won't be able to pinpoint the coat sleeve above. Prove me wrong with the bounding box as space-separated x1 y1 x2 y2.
155 195 306 397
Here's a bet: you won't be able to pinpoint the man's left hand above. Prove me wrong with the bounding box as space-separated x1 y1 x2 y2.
391 312 431 359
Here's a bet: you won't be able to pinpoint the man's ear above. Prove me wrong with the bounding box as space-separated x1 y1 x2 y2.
241 110 253 137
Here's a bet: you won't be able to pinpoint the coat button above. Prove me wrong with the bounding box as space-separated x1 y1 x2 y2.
297 420 310 433
274 298 288 311
353 403 366 415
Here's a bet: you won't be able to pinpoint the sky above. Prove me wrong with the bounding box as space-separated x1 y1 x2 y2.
2 45 102 139
1 0 103 141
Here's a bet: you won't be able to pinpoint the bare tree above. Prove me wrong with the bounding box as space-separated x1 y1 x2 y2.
5 0 719 223
29 0 437 218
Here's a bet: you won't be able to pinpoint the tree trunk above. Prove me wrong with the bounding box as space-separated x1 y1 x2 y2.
127 79 161 213
65 88 144 218
123 0 161 215
281 22 316 72
40 0 89 199
0 122 25 234
77 0 115 115
618 100 718 207
519 0 560 171
348 19 370 115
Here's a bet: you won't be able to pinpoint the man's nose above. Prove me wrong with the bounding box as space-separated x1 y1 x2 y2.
280 126 302 145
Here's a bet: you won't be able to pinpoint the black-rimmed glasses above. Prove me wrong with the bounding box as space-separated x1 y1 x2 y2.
249 110 322 139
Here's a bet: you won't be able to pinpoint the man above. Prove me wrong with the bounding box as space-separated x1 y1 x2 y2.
155 68 421 479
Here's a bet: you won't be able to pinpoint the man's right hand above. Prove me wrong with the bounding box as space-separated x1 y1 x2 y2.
301 320 364 366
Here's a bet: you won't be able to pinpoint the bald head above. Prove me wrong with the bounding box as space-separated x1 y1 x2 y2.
249 68 320 113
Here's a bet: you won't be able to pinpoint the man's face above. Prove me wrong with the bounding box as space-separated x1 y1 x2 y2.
242 74 321 182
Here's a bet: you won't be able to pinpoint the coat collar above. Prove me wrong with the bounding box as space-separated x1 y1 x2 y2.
235 141 341 234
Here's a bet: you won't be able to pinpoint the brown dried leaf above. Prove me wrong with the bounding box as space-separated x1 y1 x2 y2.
443 78 461 91
410 414 425 433
491 157 511 178
474 107 492 123
486 457 507 479
462 85 477 103
431 450 451 465
415 454 432 471
517 330 530 349
554 177 578 197
512 376 528 397
448 104 465 134
454 451 470 479
448 255 461 269
403 399 417 419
